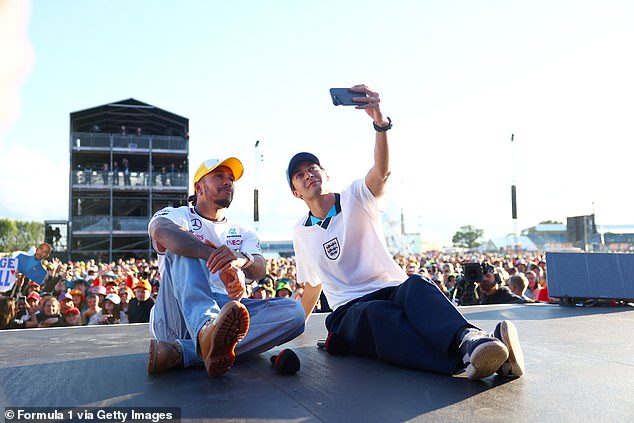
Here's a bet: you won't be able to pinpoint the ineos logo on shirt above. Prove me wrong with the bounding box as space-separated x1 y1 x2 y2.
191 218 202 230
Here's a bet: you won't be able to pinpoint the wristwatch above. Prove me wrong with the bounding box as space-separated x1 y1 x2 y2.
373 117 392 132
242 252 254 269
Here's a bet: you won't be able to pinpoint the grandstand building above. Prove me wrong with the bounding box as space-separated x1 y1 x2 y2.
55 99 189 262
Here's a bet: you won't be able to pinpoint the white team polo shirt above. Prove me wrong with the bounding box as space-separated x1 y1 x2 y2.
149 205 261 294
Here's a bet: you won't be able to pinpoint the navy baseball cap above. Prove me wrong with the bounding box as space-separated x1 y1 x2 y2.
287 152 320 190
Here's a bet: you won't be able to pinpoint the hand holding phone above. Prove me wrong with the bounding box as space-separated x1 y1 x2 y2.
329 88 368 106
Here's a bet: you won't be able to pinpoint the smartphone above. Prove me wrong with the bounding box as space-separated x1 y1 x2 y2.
329 88 367 106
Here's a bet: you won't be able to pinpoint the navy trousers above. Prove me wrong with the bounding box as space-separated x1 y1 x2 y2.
325 274 475 375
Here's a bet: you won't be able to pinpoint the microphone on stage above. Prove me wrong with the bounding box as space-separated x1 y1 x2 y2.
317 332 349 355
270 349 300 374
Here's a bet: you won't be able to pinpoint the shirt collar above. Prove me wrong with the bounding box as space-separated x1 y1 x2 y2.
304 193 341 229
192 207 227 224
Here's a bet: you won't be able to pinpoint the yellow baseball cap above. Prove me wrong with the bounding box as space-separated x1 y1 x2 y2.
193 158 244 184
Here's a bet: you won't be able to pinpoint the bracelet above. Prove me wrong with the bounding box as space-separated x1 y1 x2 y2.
373 117 392 132
242 252 254 269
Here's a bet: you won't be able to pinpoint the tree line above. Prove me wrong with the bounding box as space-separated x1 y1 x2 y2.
0 219 44 252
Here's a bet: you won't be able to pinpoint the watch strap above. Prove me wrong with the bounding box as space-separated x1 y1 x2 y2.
373 117 392 132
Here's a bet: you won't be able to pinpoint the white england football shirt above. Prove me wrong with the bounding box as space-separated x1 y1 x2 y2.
293 179 406 310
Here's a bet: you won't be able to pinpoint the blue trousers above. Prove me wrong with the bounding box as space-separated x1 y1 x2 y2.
325 274 475 375
152 253 305 368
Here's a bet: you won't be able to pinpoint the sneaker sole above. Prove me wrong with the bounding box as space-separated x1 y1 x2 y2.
497 320 525 377
465 340 509 380
148 339 159 374
204 301 250 377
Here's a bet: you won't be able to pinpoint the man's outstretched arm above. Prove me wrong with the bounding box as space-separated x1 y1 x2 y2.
350 84 392 199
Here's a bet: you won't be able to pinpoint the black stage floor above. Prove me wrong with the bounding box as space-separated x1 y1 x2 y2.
1 303 633 422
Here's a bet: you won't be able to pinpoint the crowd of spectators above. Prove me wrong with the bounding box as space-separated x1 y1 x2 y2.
1 257 159 329
1 251 554 331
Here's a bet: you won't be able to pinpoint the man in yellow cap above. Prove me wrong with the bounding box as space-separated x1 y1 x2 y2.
147 157 304 377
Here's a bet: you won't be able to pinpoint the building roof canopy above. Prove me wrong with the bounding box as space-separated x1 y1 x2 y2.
70 98 189 136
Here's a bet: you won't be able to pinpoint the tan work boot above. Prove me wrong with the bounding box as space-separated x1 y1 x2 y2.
198 300 250 377
147 339 184 374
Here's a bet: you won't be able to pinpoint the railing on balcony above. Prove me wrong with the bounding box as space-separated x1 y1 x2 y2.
72 216 150 233
72 133 111 148
72 216 112 232
72 171 188 188
152 135 188 151
114 216 150 232
72 132 187 151
112 135 150 149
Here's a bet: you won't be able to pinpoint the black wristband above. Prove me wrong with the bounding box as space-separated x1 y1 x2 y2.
373 117 392 132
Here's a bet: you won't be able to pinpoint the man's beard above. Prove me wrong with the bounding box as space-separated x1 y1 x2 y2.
479 281 497 293
215 197 232 209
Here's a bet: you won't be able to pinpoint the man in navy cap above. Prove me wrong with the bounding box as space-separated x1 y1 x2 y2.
287 85 525 380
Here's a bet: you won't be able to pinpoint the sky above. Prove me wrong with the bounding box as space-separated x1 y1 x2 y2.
1 0 633 248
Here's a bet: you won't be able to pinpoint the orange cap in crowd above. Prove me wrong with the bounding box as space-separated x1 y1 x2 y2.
133 279 151 292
